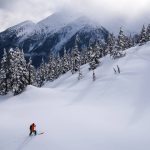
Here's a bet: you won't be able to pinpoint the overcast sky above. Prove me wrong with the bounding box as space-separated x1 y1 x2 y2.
0 0 150 32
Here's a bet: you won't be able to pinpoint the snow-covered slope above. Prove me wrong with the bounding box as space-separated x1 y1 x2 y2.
1 43 150 150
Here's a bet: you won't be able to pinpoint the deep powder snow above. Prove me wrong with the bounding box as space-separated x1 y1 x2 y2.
0 43 150 150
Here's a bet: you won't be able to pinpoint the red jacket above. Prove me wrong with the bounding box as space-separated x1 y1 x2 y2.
31 123 36 131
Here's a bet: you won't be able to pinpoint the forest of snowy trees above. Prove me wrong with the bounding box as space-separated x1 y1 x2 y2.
0 25 150 96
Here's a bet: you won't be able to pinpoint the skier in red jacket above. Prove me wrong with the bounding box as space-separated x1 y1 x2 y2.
29 123 37 136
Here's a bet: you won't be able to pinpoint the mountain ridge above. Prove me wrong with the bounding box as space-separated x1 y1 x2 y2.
0 12 109 66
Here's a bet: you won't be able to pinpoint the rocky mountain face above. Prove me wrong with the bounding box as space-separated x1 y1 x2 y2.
0 12 109 66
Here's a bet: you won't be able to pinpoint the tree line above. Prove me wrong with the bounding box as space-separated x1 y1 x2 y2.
0 25 150 95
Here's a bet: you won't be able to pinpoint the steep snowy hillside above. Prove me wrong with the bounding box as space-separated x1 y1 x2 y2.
0 43 150 150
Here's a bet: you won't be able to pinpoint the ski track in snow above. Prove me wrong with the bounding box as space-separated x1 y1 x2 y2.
1 42 150 150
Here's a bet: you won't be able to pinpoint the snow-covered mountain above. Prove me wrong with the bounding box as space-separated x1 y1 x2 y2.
33 17 108 55
0 42 150 150
0 21 36 45
0 12 109 66
37 11 79 33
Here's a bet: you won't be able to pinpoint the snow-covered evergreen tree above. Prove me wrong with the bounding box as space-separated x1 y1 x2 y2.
111 28 126 59
36 69 44 87
50 56 57 81
80 46 87 65
133 34 140 45
139 25 147 45
62 47 70 74
55 53 62 78
87 44 93 58
71 35 81 74
94 41 102 58
36 58 46 87
0 49 10 95
10 48 29 95
45 54 53 81
106 33 115 56
41 58 47 81
146 24 150 41
27 57 36 85
111 41 126 59
89 45 100 70
117 27 127 51
126 34 134 48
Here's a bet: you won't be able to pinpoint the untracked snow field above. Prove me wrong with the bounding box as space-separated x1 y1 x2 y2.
1 43 150 150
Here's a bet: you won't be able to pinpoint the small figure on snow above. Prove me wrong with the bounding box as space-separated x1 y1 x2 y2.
29 123 37 136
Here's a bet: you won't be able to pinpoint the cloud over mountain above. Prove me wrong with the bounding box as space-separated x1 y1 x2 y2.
0 0 150 32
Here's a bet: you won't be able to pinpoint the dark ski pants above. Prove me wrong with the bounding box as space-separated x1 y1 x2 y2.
29 130 37 136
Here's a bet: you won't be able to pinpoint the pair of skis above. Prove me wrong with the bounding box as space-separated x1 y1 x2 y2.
38 132 44 135
29 132 44 136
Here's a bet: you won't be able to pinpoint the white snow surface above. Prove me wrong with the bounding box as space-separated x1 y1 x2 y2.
1 43 150 150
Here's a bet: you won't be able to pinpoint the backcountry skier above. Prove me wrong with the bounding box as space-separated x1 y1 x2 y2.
29 123 37 136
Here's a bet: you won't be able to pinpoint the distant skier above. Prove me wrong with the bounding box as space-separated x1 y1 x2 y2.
29 123 37 136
